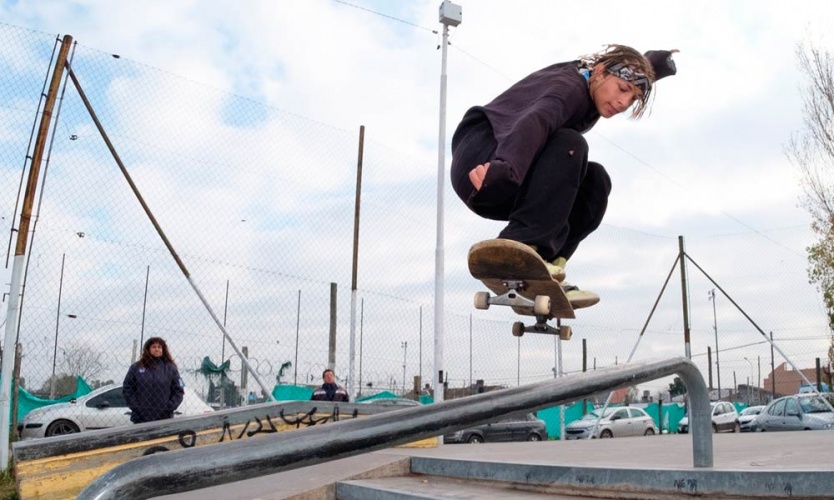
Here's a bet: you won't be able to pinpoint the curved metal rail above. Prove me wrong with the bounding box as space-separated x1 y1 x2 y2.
78 356 712 500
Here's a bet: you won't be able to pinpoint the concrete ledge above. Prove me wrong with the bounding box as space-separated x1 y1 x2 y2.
410 457 831 498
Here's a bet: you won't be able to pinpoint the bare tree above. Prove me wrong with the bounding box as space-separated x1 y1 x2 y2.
786 40 834 372
59 343 105 381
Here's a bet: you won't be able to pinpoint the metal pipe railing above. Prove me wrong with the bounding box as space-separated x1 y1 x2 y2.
78 357 712 500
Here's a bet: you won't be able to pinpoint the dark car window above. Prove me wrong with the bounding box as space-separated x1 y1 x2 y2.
768 399 786 416
628 408 643 418
86 388 128 408
785 398 801 417
713 404 723 416
724 403 734 414
612 409 628 420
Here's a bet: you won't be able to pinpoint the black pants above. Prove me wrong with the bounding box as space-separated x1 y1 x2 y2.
451 112 611 262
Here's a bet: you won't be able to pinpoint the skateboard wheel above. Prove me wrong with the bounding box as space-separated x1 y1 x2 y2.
512 321 525 337
533 295 551 315
559 325 572 341
474 291 490 310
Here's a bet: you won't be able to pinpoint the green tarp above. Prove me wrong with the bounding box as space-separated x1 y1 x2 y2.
15 376 93 421
356 391 400 402
271 384 313 401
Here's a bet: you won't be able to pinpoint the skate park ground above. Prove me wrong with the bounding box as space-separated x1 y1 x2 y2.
156 430 833 499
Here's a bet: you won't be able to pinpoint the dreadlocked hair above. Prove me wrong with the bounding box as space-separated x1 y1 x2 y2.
579 44 656 119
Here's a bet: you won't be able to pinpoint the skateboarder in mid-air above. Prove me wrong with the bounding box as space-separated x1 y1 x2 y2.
451 44 678 306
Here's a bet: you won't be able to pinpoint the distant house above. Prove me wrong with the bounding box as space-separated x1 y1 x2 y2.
608 387 629 404
762 362 832 397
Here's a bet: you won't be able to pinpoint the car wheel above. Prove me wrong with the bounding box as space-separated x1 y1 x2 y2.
600 429 613 439
45 419 80 437
467 435 484 444
732 422 740 433
644 428 655 436
712 423 718 433
527 433 542 442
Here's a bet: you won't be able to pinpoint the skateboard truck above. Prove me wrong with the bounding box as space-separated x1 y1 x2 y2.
511 317 572 340
473 281 572 340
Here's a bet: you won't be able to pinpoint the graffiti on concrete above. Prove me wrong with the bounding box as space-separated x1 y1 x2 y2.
673 478 697 493
138 406 362 455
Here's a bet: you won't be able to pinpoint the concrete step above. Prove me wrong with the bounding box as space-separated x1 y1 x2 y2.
336 474 593 499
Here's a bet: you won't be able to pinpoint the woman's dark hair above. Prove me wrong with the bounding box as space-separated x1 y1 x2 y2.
139 337 176 368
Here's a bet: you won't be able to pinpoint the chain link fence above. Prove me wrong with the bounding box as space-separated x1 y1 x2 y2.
1 24 832 436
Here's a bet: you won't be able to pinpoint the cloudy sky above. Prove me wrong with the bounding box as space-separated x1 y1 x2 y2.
2 0 834 398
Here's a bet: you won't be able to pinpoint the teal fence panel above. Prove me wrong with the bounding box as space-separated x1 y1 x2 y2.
272 384 314 401
538 401 593 440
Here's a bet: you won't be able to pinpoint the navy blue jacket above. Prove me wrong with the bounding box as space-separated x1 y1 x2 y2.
122 358 185 424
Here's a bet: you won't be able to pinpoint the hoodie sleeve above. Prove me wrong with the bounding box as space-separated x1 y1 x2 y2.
477 67 593 203
122 364 137 410
168 365 185 411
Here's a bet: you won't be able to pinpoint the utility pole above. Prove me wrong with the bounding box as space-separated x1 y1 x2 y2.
770 332 775 398
401 341 408 395
757 356 761 404
1 35 73 470
744 357 754 404
708 289 721 399
679 236 692 359
50 254 66 400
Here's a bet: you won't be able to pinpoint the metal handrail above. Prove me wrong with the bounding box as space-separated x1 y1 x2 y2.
78 357 712 500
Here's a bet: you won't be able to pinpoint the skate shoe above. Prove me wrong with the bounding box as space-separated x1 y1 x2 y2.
562 282 600 309
546 256 567 282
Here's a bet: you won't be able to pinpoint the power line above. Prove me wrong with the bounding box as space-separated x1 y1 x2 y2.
331 0 437 33
331 2 806 255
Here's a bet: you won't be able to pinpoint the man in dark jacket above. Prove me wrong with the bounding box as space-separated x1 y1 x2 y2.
123 337 185 423
311 369 349 402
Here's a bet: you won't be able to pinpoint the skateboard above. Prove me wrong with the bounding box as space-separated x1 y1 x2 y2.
468 238 575 339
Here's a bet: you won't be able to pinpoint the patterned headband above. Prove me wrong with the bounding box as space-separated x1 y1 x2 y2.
605 63 651 95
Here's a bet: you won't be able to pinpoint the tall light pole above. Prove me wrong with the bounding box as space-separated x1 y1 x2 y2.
401 341 408 395
434 0 461 411
708 289 721 399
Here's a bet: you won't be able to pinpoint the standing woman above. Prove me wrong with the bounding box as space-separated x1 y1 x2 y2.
123 337 185 424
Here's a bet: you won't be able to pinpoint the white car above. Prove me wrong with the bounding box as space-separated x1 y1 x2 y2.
18 383 213 439
564 407 658 439
678 401 739 434
738 405 765 432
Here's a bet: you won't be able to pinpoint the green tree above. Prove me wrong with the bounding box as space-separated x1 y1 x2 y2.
786 41 834 373
668 377 686 398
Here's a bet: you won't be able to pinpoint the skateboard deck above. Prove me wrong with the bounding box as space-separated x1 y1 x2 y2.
468 238 575 320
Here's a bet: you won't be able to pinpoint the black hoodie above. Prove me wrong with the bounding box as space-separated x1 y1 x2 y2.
123 357 185 424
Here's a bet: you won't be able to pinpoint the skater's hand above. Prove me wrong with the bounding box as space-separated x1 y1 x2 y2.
469 162 490 191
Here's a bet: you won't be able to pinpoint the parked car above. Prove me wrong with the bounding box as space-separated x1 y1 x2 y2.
677 401 739 434
738 405 765 432
564 406 657 439
756 394 834 432
18 384 213 439
444 413 546 443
